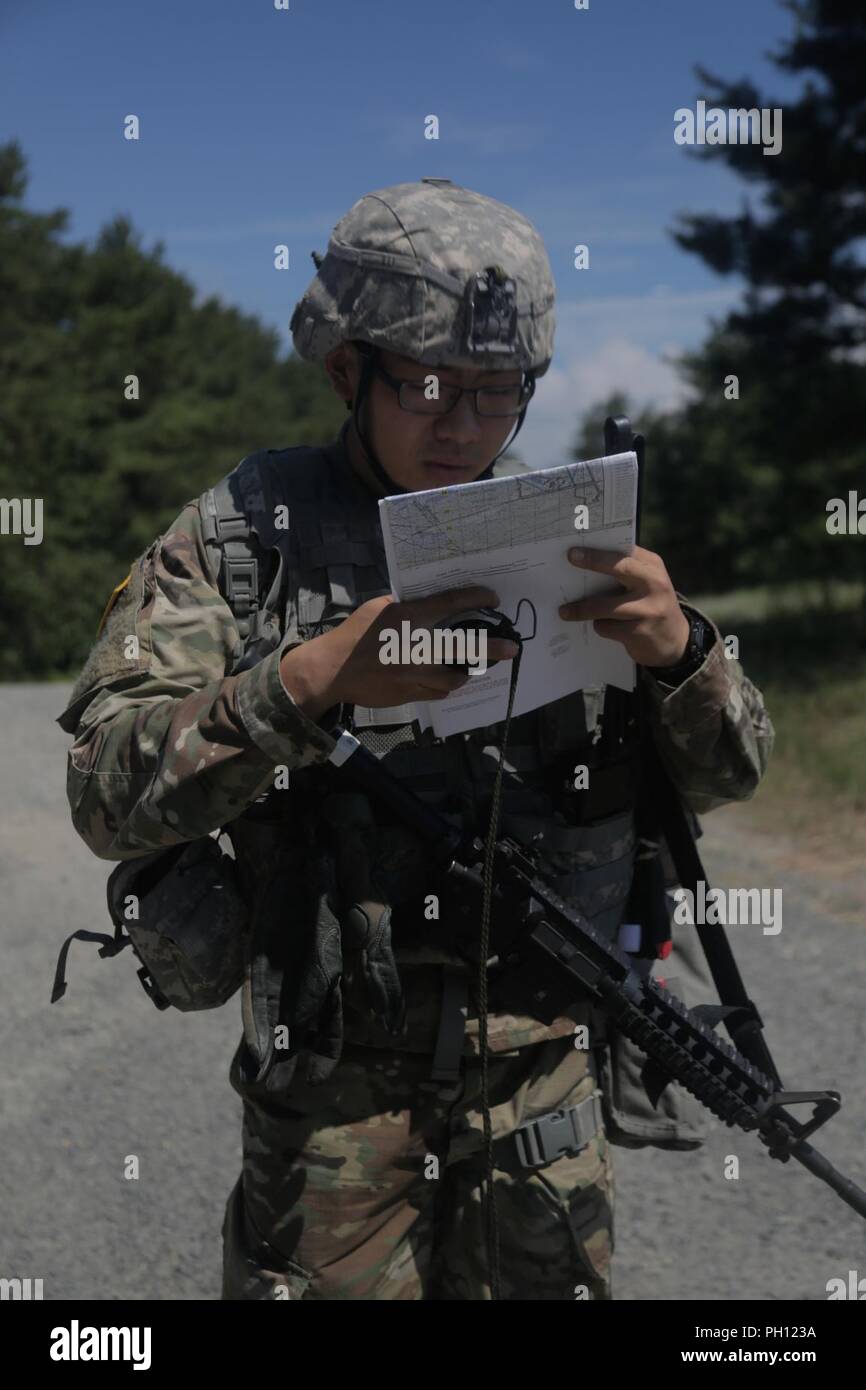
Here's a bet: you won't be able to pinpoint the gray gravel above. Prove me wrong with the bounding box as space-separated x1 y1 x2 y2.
1 682 863 1302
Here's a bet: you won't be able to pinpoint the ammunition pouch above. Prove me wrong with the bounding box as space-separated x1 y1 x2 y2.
319 790 406 1038
106 835 248 1012
237 829 345 1093
231 785 409 1094
596 903 715 1150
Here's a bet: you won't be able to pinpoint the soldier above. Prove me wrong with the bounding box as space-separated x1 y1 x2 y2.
58 178 774 1300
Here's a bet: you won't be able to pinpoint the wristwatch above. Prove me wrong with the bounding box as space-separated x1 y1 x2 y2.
646 605 715 687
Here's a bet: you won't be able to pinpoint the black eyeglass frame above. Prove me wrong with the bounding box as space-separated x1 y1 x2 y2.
370 359 536 418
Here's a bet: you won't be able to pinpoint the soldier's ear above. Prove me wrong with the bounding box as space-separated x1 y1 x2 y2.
323 342 356 406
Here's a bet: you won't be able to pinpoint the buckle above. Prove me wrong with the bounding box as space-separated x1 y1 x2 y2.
136 965 172 1012
223 557 259 620
512 1093 603 1169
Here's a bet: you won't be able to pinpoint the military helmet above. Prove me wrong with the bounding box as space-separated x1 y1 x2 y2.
290 177 556 375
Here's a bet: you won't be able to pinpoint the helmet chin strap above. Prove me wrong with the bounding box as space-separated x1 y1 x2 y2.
351 350 405 495
349 346 534 495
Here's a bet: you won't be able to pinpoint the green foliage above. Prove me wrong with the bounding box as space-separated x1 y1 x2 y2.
689 578 866 821
572 0 866 606
0 141 345 678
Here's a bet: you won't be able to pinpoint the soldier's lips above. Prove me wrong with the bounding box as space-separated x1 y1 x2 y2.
421 458 477 474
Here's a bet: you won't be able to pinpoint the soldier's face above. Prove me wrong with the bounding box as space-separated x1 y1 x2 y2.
330 345 524 492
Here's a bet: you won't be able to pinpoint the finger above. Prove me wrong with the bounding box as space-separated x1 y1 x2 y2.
367 593 396 611
485 638 520 660
406 585 500 620
566 546 643 588
593 617 639 642
559 594 647 622
411 668 472 695
412 636 520 668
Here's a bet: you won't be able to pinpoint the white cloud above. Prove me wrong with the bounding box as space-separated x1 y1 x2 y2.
556 285 738 343
515 285 741 468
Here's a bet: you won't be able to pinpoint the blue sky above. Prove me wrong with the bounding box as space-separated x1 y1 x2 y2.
2 0 805 467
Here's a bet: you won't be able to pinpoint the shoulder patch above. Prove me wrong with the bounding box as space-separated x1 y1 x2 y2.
97 572 132 637
57 544 157 734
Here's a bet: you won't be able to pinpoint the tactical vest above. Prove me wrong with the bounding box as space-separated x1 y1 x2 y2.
199 425 642 1058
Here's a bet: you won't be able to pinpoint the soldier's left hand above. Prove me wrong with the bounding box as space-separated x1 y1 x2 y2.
558 545 691 668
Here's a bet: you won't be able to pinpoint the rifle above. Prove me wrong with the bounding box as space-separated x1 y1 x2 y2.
322 712 866 1216
321 417 866 1222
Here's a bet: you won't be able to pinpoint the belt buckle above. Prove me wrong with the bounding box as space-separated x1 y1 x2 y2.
513 1108 577 1169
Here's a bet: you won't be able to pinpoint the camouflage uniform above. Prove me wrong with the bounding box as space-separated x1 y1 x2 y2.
221 1038 612 1301
58 180 775 1300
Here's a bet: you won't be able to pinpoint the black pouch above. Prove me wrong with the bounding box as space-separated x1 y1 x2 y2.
104 834 249 1011
597 902 715 1151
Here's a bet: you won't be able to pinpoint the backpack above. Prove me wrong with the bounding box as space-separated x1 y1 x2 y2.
51 475 276 1013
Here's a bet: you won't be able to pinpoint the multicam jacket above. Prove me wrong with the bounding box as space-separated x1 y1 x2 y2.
58 423 775 1065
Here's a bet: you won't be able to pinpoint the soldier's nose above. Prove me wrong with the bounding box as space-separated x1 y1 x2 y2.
433 394 484 446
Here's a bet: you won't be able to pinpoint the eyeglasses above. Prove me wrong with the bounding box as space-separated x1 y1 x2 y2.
372 360 535 417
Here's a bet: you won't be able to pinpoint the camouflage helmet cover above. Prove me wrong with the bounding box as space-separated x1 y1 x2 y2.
290 177 556 376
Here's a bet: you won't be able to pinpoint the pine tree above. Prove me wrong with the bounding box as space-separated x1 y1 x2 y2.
663 0 866 608
0 142 345 677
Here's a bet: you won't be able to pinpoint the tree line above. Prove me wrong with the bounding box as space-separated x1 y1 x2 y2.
1 1 864 677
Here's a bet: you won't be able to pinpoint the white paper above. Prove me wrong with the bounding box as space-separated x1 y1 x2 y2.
377 452 638 737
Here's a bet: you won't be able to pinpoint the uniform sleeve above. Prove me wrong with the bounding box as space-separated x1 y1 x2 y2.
57 500 336 861
638 595 774 817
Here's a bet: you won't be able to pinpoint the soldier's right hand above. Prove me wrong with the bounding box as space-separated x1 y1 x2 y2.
279 586 519 719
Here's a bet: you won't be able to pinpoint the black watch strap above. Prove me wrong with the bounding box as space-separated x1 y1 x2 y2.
646 607 715 686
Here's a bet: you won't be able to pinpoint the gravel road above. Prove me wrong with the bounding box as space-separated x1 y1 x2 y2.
1 682 863 1301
